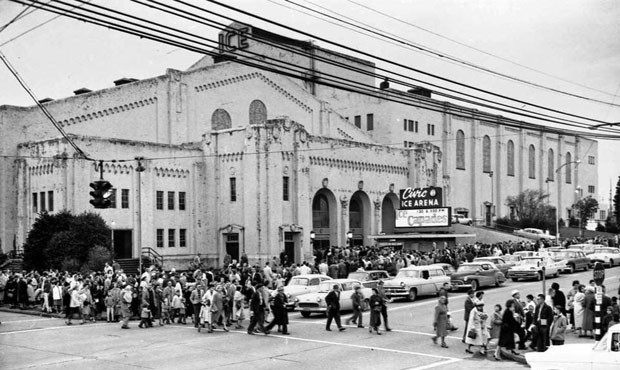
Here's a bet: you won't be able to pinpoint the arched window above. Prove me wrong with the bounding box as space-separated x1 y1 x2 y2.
211 108 231 130
566 152 572 184
507 140 515 176
312 194 330 228
249 99 267 125
456 130 465 170
528 144 536 179
548 149 554 181
482 135 491 173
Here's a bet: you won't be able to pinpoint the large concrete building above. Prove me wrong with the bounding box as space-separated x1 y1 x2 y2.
0 23 597 268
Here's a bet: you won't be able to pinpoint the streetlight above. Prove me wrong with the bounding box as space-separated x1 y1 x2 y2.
554 160 581 243
346 230 353 248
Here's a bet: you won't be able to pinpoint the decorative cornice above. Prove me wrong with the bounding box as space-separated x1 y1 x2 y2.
154 167 190 178
309 156 408 175
57 97 157 128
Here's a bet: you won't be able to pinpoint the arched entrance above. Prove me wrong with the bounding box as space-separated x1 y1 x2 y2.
381 193 399 234
349 191 371 247
311 189 337 262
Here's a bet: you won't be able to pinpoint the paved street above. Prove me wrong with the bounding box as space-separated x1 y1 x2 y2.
1 267 619 370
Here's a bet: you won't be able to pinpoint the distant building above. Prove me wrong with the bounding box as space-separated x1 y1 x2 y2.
0 23 597 268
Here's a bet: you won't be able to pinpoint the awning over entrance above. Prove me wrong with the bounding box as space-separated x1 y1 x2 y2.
368 233 477 252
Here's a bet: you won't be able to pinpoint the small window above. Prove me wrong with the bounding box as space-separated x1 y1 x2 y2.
110 189 117 208
32 193 38 213
354 115 361 128
414 121 419 133
528 144 536 179
47 190 54 212
588 155 595 165
403 119 407 131
40 192 46 212
168 229 175 247
456 130 465 170
180 229 187 247
156 229 164 248
230 177 237 202
179 192 186 211
283 176 289 201
167 191 175 210
366 114 374 131
156 191 164 210
588 185 595 193
121 189 129 209
408 120 413 132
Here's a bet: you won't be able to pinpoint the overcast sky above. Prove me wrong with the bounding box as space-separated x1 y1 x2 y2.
1 0 619 205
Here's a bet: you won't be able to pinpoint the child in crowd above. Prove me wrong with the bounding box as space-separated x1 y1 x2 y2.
490 304 502 341
233 285 245 329
178 296 187 324
160 297 171 325
105 291 115 323
51 280 63 314
172 291 184 324
601 306 614 337
138 303 152 328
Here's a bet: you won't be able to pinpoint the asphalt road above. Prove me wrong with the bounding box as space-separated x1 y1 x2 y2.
1 266 619 370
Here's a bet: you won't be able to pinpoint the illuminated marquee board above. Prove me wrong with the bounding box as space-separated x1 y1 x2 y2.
399 186 443 209
395 208 451 228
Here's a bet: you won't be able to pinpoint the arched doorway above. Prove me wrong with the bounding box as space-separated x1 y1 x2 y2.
381 193 399 234
311 189 337 262
349 191 371 247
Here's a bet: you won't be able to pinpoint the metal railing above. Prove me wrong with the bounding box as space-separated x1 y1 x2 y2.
141 247 163 267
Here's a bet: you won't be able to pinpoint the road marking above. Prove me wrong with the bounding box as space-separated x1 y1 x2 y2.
0 322 109 335
405 358 461 370
0 318 56 324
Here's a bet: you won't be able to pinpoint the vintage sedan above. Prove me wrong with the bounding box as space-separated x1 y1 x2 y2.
548 249 591 273
346 270 391 289
588 247 620 267
294 279 372 318
473 256 515 278
428 263 456 277
508 256 561 281
513 227 556 241
450 262 505 291
271 274 333 310
525 323 620 370
451 214 473 225
383 265 450 301
569 243 606 255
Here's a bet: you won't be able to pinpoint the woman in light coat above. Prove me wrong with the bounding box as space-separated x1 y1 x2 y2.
432 296 449 348
573 285 585 335
465 300 490 355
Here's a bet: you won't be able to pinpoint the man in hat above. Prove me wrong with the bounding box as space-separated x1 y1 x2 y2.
325 284 345 331
462 289 476 342
511 289 527 349
376 280 392 331
247 283 268 335
346 285 365 328
264 285 289 335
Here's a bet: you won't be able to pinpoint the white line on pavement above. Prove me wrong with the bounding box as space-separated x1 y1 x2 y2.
405 358 461 370
0 318 56 324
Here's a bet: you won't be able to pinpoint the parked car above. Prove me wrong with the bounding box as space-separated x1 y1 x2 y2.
473 256 515 278
382 265 450 302
346 270 391 289
548 249 591 273
271 274 333 310
451 214 473 225
450 262 505 291
428 263 456 278
295 279 372 317
508 256 562 281
503 254 524 266
588 247 620 267
570 243 608 256
525 323 620 370
513 227 556 241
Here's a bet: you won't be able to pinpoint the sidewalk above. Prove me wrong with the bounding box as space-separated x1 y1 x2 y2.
0 304 62 318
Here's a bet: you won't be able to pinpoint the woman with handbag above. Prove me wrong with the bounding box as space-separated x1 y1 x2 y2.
465 300 490 355
369 288 383 335
431 296 449 348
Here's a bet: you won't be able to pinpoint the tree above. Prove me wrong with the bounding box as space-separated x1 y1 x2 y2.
572 195 599 236
23 210 112 271
505 189 555 232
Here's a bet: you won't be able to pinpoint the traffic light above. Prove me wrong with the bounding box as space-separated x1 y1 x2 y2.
89 180 113 209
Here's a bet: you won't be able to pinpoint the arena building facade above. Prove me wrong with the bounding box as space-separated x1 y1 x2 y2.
0 23 597 268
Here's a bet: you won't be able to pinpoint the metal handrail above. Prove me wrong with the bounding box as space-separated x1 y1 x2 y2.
141 247 163 266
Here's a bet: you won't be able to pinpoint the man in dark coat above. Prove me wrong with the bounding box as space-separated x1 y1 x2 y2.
325 284 345 331
264 286 289 334
533 293 554 352
551 282 566 315
462 289 475 342
247 283 267 335
510 289 527 349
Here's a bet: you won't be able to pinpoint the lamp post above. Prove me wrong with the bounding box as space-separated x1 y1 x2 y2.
346 230 353 248
554 160 581 243
310 230 315 256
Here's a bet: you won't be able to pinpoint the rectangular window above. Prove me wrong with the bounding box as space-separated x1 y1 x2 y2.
230 177 237 202
427 124 435 136
354 115 361 128
601 210 607 220
121 189 129 209
588 185 595 193
366 114 374 131
179 192 186 211
414 121 419 133
588 155 595 165
33 193 38 213
156 191 164 210
47 190 54 212
404 141 408 148
110 189 117 209
180 229 187 247
168 229 175 247
283 176 289 201
40 192 46 212
403 119 407 131
167 191 175 210
407 119 413 132
156 229 164 248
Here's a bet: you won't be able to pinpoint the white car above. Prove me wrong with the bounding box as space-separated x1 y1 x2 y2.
513 227 556 241
570 243 606 255
382 265 450 301
525 323 620 370
271 274 332 310
508 256 561 281
588 247 620 267
451 214 473 225
294 279 372 318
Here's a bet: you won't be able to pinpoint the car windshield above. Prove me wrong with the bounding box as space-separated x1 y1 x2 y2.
396 270 419 279
593 248 615 254
503 255 521 262
551 251 574 259
457 265 482 272
317 282 335 293
288 278 309 286
522 258 542 266
347 272 368 281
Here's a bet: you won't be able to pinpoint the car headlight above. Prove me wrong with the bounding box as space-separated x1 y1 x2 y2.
294 297 299 303
316 297 321 302
400 281 405 287
464 277 468 281
286 293 291 298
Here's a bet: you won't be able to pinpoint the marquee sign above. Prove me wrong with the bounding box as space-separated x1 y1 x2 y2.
395 208 451 228
399 186 443 210
218 26 251 54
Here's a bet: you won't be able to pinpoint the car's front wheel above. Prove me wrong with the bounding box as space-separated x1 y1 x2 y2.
470 280 479 291
512 277 519 282
536 272 543 281
407 288 417 302
300 311 311 318
567 264 575 274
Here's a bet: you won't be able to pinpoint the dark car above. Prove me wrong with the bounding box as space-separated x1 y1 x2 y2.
473 257 515 278
548 249 590 273
450 262 505 291
346 270 391 289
